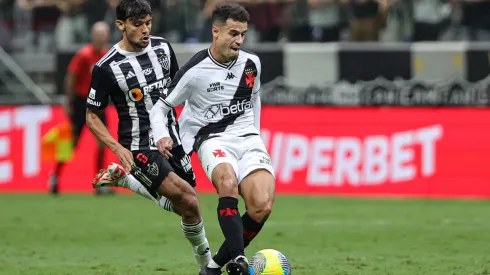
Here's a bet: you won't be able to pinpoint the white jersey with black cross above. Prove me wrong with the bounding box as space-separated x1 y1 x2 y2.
150 48 262 154
86 36 182 152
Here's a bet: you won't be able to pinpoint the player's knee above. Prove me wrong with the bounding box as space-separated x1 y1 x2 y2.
248 197 273 223
217 178 239 198
180 192 200 218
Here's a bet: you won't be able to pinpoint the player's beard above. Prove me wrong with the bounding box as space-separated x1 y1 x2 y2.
129 37 148 50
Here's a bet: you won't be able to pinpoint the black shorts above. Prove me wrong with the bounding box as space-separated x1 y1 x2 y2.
130 145 196 199
72 93 106 145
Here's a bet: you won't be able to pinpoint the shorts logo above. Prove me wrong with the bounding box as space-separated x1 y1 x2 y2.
260 156 272 166
180 154 192 173
147 162 159 176
136 153 148 164
213 149 226 158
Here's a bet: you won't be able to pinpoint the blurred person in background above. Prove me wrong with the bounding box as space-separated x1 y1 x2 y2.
48 21 113 195
405 0 451 41
460 0 490 40
54 0 89 50
344 0 387 41
308 0 342 41
0 0 14 51
18 0 60 52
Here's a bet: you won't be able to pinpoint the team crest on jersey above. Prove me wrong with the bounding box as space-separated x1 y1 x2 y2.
158 52 170 71
244 68 255 88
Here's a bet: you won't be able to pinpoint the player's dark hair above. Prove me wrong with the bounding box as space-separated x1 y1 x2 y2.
211 3 250 25
116 0 152 22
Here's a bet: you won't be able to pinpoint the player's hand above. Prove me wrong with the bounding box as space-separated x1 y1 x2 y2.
114 145 134 172
157 137 173 159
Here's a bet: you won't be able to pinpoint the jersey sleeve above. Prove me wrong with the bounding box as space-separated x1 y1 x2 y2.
252 57 262 130
168 43 179 79
161 66 195 107
86 65 117 110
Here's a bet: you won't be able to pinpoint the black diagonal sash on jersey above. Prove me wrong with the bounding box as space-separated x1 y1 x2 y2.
193 58 258 151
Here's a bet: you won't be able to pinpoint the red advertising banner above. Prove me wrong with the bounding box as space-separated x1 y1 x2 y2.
0 105 489 198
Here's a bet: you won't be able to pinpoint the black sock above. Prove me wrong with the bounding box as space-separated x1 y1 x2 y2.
242 212 264 247
213 212 264 266
217 197 244 261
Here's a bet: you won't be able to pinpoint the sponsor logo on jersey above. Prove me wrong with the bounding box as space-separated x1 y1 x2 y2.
128 78 169 102
204 99 253 119
207 82 224 93
87 98 101 107
225 72 236 80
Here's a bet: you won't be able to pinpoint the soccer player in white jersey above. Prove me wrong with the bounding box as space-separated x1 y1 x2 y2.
86 0 212 271
150 4 276 275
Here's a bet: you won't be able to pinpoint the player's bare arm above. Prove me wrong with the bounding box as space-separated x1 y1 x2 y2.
86 107 134 171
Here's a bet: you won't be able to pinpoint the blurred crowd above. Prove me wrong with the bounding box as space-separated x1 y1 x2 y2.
0 0 489 53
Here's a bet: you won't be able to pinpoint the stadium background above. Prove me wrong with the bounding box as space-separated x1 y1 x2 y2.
0 1 489 274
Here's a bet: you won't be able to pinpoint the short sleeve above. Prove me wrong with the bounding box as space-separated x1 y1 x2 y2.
168 43 180 79
253 56 261 94
161 67 195 107
86 66 116 110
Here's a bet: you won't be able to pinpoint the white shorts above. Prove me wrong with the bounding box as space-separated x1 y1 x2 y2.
198 135 275 184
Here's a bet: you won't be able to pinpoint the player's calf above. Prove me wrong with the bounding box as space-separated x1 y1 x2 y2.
158 172 201 223
158 172 212 268
210 163 245 261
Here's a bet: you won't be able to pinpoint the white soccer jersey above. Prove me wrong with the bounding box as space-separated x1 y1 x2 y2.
150 48 262 154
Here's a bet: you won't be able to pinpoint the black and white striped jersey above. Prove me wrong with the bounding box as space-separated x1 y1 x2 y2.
86 36 181 152
150 48 262 154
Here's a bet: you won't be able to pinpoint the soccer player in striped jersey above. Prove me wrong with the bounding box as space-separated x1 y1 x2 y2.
85 0 211 271
150 4 276 275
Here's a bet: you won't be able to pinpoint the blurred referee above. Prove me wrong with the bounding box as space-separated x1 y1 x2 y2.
49 21 114 195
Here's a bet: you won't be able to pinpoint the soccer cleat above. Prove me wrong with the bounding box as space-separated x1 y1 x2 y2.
226 256 249 275
198 266 222 275
92 163 128 188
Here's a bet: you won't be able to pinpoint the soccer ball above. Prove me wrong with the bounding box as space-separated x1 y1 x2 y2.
249 249 292 275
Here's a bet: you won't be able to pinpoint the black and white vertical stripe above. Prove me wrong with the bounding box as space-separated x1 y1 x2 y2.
101 38 181 151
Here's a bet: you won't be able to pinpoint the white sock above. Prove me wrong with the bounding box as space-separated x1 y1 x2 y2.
181 220 212 269
121 175 174 213
119 174 157 202
207 259 221 269
157 196 174 212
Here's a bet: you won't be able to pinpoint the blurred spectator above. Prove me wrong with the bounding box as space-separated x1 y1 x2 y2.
308 0 343 41
345 0 386 41
411 0 451 41
102 0 122 44
286 0 312 42
54 0 89 50
49 21 112 195
18 0 60 51
0 0 14 51
247 0 291 42
460 0 490 41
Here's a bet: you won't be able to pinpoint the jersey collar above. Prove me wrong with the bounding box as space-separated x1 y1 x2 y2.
207 48 238 70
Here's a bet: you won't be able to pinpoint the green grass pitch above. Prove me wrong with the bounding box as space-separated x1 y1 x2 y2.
0 193 489 275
